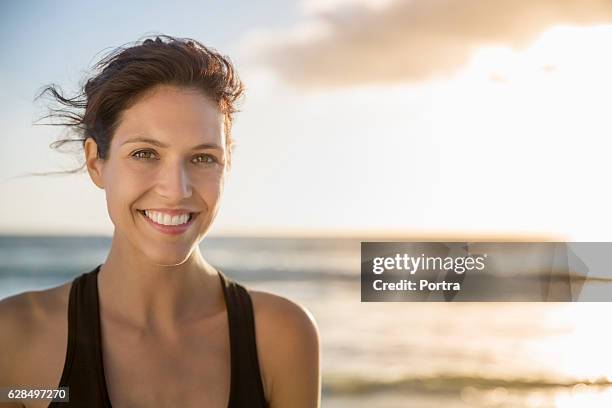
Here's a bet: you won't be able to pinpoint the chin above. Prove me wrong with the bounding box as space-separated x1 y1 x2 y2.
142 246 194 266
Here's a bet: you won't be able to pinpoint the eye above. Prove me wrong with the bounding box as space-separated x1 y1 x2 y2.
192 154 218 165
131 150 157 160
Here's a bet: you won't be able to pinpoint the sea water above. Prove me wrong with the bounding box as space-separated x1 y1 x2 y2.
1 236 611 407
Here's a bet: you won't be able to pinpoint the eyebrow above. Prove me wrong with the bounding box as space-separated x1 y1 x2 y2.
121 137 222 150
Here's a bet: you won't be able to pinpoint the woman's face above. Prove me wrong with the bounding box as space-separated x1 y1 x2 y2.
85 85 227 265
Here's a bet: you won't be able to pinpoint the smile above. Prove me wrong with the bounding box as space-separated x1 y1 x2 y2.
137 209 199 235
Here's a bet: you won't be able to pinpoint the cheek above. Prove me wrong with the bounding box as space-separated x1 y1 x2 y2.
103 168 149 223
195 173 225 201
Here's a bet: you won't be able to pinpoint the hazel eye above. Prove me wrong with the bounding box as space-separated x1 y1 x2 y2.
192 154 217 164
132 150 157 160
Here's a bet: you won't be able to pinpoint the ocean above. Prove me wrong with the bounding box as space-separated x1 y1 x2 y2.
1 235 612 407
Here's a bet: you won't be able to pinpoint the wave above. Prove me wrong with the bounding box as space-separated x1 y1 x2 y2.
322 374 612 395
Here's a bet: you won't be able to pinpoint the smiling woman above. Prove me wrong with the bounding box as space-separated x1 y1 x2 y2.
0 35 320 408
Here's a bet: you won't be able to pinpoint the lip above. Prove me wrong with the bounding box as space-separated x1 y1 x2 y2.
137 210 199 236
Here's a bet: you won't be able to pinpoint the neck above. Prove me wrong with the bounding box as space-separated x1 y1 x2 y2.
97 230 223 337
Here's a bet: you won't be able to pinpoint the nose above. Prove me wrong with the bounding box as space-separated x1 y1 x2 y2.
156 159 193 203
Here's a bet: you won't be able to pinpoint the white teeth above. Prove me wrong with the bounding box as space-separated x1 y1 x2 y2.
143 210 190 226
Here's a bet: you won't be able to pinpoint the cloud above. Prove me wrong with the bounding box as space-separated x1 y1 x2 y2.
251 0 612 87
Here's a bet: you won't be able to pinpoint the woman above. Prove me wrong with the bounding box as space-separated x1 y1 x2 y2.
0 35 321 407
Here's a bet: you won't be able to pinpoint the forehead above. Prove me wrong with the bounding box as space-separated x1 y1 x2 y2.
112 85 225 147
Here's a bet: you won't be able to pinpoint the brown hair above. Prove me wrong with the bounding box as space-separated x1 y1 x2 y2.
33 34 244 175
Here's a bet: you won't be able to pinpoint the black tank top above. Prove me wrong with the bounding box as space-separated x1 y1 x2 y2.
48 264 268 408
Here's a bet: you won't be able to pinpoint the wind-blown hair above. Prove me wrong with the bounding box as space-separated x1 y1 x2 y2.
34 34 244 175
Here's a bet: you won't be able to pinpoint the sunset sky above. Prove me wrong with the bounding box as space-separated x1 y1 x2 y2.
1 0 612 239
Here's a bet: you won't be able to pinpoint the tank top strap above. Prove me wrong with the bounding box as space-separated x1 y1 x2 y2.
50 264 110 408
217 270 268 408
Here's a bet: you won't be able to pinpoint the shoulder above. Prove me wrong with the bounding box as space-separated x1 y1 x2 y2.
0 282 71 386
0 282 70 333
248 289 321 407
248 289 319 340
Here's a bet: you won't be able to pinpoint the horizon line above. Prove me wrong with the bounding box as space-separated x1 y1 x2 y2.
0 229 569 241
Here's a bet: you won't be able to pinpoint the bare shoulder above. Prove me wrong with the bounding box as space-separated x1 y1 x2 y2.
248 289 321 408
0 282 71 332
248 290 319 338
0 282 71 388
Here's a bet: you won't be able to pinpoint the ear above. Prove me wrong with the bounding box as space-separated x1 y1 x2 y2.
84 138 105 189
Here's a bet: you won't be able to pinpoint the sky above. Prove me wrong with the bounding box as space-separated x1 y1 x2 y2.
1 0 612 239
